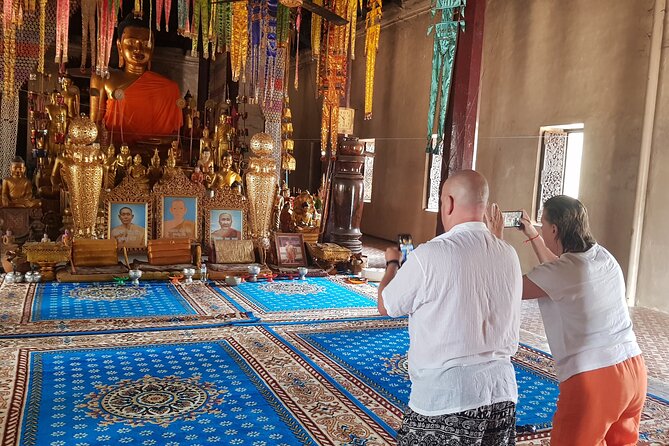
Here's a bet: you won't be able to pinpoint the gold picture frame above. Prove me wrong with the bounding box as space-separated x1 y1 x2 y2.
153 171 206 241
102 177 153 252
274 232 307 267
203 188 249 255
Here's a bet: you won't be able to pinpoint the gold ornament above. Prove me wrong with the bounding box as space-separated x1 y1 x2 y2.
230 0 248 82
279 0 302 6
67 116 98 145
246 134 277 245
365 0 382 119
249 132 275 157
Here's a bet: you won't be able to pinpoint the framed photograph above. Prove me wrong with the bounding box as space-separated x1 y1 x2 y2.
161 196 198 240
209 209 244 241
274 233 307 267
202 187 249 257
107 202 149 249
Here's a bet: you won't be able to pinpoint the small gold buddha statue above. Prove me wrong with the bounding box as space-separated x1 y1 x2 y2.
45 91 68 156
148 148 163 186
116 144 132 169
214 114 232 166
199 127 213 160
60 76 80 118
128 154 147 180
103 144 117 190
161 148 182 182
2 157 42 208
211 153 242 190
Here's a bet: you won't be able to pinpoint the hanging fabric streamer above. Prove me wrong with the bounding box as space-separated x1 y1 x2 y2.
156 0 172 31
311 0 322 59
37 0 47 72
426 0 465 154
80 0 96 72
177 0 191 36
263 0 279 105
345 0 358 59
54 0 69 64
364 0 381 119
249 0 263 102
230 0 248 82
97 0 119 78
191 0 210 57
294 7 301 90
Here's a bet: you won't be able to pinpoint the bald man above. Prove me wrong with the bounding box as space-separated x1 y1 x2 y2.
378 170 522 445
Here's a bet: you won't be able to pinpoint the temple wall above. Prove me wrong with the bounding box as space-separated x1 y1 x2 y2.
476 0 653 287
290 0 438 244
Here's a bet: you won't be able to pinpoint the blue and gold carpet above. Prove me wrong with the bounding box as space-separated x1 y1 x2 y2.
0 282 249 336
0 326 395 446
271 319 669 446
213 277 382 322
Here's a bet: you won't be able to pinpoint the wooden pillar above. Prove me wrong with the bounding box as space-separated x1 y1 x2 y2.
436 0 486 235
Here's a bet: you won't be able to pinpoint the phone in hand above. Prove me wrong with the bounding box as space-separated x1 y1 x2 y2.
398 233 414 264
502 211 523 228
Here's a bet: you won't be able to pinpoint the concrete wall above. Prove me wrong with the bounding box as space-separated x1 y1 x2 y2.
289 0 438 244
476 0 653 274
637 4 669 312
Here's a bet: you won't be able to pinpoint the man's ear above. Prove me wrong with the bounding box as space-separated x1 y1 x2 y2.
445 195 455 216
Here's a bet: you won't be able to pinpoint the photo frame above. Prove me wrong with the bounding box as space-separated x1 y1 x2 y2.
102 177 153 252
160 195 199 240
107 202 149 249
203 187 249 257
274 233 307 267
152 171 206 241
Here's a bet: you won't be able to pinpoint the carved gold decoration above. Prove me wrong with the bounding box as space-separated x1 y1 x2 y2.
102 176 153 252
306 242 351 263
68 116 98 145
62 122 104 238
246 133 277 246
153 171 206 240
279 0 302 7
23 241 71 281
202 186 249 255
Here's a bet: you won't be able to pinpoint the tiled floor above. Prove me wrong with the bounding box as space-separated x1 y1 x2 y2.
361 235 669 399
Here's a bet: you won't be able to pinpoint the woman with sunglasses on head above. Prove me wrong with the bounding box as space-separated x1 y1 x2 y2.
488 196 646 446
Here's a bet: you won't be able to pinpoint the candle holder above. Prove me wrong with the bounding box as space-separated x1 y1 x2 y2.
129 269 142 286
247 264 261 282
297 267 308 280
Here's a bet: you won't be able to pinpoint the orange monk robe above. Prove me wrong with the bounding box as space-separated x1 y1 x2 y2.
104 71 183 143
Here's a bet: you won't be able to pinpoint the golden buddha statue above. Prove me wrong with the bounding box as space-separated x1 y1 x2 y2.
2 157 41 208
148 148 163 186
214 114 232 167
116 144 132 169
211 153 242 190
60 76 80 118
199 127 213 160
45 91 68 156
90 14 182 144
102 144 117 190
161 148 182 182
128 154 147 180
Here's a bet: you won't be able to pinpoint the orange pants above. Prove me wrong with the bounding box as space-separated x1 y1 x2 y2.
551 355 647 446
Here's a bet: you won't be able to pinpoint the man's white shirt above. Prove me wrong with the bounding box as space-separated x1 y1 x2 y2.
382 222 523 416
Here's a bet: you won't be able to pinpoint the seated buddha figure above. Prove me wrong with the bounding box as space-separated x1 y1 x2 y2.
2 157 41 208
90 14 183 144
210 154 242 190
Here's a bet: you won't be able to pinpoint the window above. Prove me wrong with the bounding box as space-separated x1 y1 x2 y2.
425 135 444 212
361 139 375 203
536 124 584 220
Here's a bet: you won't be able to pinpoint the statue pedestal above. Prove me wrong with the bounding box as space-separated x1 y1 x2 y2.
23 242 71 281
327 137 365 254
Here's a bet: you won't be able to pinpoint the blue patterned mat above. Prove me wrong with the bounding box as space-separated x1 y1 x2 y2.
31 282 196 321
213 277 381 322
272 320 669 444
0 282 247 336
3 326 395 445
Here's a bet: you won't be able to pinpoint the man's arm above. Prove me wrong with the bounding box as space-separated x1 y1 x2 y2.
377 248 401 316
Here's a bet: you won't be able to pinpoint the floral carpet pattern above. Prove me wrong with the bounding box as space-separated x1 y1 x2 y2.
213 277 382 322
0 282 248 336
0 326 395 446
271 319 669 446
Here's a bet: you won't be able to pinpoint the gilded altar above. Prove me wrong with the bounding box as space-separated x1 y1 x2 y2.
23 241 71 281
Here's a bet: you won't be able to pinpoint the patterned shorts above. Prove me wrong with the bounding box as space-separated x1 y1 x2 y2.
396 401 516 446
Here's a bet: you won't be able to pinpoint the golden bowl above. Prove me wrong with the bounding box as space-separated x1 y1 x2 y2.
68 117 98 145
249 132 275 157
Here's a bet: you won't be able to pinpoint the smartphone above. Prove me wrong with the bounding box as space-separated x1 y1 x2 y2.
398 233 414 264
502 211 523 228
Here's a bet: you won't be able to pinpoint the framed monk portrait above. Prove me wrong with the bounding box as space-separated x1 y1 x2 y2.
162 196 198 240
209 209 244 242
107 202 149 249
